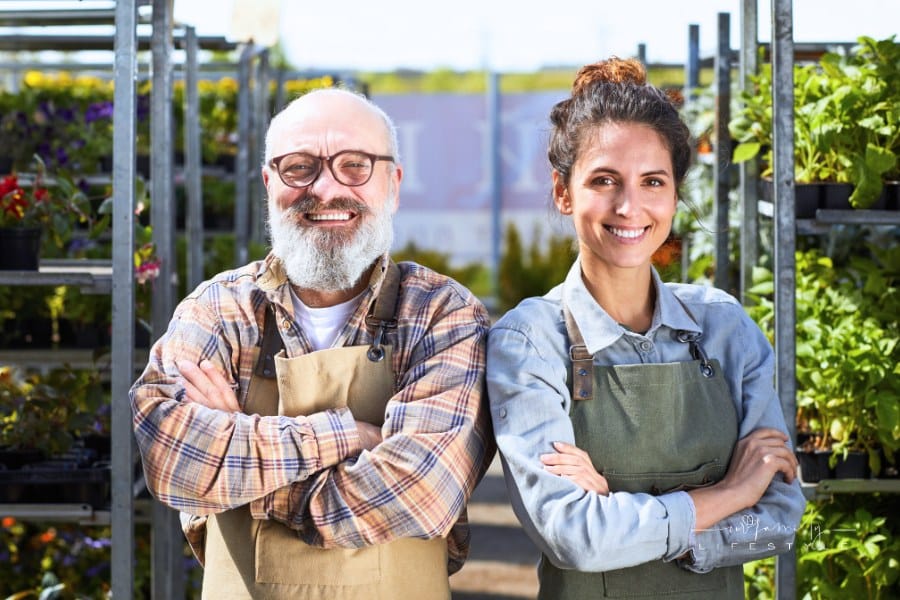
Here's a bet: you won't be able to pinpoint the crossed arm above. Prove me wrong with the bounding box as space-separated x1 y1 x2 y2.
177 359 383 450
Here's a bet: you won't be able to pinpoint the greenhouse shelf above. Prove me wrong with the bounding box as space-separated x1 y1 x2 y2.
1 499 153 526
802 479 900 501
0 260 112 294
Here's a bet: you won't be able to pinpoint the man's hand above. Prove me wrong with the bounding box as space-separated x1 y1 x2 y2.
355 420 383 451
541 441 610 495
177 359 241 412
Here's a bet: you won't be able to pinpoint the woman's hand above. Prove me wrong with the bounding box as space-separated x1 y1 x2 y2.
176 359 241 412
720 427 798 499
541 441 610 495
690 428 798 530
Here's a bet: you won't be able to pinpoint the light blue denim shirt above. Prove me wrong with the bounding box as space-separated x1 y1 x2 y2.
487 257 806 573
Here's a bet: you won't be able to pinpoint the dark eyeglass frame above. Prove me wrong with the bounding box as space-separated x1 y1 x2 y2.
269 149 395 189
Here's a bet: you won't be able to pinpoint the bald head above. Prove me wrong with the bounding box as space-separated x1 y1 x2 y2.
263 88 399 166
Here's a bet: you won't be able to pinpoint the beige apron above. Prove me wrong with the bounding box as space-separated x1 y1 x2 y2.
200 263 449 599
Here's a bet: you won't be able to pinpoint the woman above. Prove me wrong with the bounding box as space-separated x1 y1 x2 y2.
486 57 805 599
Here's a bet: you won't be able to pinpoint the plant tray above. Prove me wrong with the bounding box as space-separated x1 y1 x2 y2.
0 464 110 508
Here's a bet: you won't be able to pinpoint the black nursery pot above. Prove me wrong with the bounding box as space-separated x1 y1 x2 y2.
832 451 870 479
821 183 854 210
0 227 42 270
796 449 832 483
0 448 46 470
794 184 821 218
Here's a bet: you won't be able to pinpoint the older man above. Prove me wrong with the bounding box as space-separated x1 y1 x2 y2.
130 88 494 599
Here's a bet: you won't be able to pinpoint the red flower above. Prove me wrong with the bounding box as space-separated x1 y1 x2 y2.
0 174 18 196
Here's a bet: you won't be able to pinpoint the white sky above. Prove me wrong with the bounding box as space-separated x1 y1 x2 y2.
172 0 900 72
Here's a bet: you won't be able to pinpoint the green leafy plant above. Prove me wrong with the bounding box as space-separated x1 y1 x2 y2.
730 36 900 208
742 494 900 599
745 247 900 473
0 366 107 456
497 222 577 313
797 495 900 599
0 156 92 233
392 241 491 299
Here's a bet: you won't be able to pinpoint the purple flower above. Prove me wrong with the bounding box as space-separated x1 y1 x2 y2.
137 94 151 121
59 106 76 123
37 100 53 118
85 535 110 549
85 101 114 123
85 562 109 578
67 238 92 254
55 146 69 166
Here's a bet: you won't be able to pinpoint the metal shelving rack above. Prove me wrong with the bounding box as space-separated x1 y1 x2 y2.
0 2 236 597
0 2 280 596
728 2 900 598
0 4 144 597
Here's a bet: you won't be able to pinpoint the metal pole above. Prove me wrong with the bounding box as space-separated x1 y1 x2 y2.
487 70 502 312
150 0 175 326
771 0 797 597
713 12 733 293
111 0 137 597
234 44 254 266
150 0 184 598
184 26 205 290
686 24 700 99
251 48 271 247
739 0 760 304
682 23 700 282
150 1 186 597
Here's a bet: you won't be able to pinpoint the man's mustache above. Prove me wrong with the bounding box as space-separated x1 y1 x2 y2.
285 196 371 217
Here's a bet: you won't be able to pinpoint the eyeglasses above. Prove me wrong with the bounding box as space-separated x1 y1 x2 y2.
269 150 395 189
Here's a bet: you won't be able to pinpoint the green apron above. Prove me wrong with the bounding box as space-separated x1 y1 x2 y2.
198 262 450 600
538 303 742 600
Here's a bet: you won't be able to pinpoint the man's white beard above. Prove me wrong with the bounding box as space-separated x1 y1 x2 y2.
269 198 394 292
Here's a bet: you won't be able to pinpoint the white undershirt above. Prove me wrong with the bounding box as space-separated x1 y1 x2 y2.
290 289 364 351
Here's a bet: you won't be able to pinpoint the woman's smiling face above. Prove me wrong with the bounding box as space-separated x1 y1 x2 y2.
554 121 678 275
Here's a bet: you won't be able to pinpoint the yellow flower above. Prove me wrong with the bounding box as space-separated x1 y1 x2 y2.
23 70 45 87
217 77 239 94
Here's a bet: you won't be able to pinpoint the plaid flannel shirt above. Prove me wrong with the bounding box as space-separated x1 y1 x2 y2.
131 253 494 573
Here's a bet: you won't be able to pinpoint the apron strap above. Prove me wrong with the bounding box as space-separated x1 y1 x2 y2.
364 260 402 362
254 303 283 379
563 305 594 401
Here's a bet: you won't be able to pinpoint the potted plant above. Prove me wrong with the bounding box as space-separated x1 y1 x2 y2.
730 35 900 211
746 247 899 480
0 155 100 269
0 364 111 507
0 365 107 460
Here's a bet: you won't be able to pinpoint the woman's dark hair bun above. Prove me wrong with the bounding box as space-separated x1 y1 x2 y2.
571 57 647 95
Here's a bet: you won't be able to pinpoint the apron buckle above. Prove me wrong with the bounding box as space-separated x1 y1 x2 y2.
675 330 715 377
366 319 393 362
